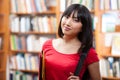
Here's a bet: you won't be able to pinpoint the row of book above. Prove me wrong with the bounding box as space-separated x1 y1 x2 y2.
10 15 57 33
100 57 120 77
100 0 120 10
10 35 55 52
0 36 3 50
10 53 39 71
11 0 48 13
104 33 120 55
60 0 94 12
102 12 120 32
10 71 38 80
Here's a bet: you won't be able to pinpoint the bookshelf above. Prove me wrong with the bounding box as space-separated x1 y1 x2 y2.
95 0 120 80
1 0 96 80
0 0 9 80
9 0 58 80
2 0 120 80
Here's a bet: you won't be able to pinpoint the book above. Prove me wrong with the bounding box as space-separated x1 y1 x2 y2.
112 60 120 77
102 13 116 32
111 34 120 55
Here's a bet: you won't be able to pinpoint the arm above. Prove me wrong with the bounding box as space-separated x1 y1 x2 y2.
88 62 102 80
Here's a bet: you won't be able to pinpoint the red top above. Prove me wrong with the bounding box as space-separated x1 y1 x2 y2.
41 39 99 80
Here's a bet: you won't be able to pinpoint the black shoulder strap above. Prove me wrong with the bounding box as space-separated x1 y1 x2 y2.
74 53 87 76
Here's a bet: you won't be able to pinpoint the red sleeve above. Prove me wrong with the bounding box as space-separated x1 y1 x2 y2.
85 48 99 65
42 39 52 51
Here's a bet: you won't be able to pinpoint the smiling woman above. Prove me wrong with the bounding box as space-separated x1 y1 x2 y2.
61 12 82 37
39 4 101 80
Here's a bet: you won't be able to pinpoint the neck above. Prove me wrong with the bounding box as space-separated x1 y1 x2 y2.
62 35 80 44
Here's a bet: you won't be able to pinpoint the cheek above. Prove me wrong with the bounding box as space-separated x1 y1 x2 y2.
61 19 66 28
74 24 82 32
61 18 64 25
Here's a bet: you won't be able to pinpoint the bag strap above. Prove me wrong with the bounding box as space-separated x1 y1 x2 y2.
74 52 87 76
39 51 45 80
42 51 45 80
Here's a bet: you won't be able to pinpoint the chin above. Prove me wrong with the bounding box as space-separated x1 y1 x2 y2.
63 33 71 36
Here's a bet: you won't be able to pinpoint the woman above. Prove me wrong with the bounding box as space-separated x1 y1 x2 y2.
39 4 101 80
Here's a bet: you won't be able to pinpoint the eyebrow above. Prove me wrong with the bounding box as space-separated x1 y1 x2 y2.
72 17 79 19
72 17 77 18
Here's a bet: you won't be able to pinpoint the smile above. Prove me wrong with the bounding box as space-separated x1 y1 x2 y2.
64 27 71 31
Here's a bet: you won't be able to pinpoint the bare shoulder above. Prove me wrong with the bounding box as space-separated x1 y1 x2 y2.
52 38 59 47
52 38 62 44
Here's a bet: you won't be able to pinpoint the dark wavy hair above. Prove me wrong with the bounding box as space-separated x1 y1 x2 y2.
58 4 93 53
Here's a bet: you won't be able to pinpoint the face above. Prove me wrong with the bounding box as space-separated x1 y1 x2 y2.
61 12 82 37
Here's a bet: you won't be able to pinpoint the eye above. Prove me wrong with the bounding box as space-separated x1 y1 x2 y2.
73 18 79 22
64 15 69 18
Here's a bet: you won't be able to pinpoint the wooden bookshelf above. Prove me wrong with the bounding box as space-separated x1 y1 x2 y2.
10 69 38 73
0 69 4 72
10 50 40 54
95 0 120 80
102 76 120 80
0 0 9 80
1 0 96 80
11 32 56 35
11 11 56 15
8 0 58 80
2 0 120 80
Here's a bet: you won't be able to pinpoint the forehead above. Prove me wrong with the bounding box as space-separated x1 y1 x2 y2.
71 11 78 17
63 9 81 19
65 11 78 18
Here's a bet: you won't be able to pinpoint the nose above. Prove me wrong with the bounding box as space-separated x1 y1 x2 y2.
66 18 71 26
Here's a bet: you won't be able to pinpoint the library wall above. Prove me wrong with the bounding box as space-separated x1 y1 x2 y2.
9 0 58 80
95 0 120 80
1 0 120 80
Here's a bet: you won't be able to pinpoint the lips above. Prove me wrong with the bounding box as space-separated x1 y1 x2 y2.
64 27 71 31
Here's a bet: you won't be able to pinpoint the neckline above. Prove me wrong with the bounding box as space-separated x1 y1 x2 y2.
51 39 79 56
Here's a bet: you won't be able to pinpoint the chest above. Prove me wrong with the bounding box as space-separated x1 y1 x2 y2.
55 43 80 54
45 51 79 71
